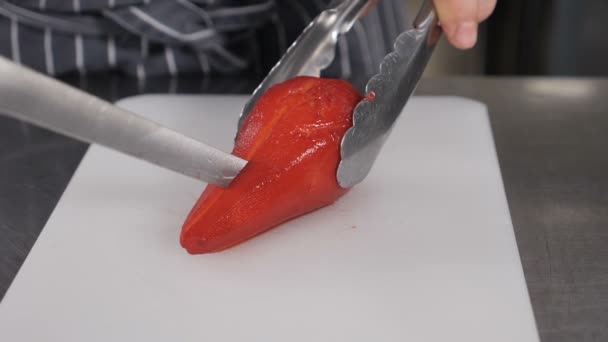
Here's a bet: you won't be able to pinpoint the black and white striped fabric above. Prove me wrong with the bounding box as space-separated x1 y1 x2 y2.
0 0 407 89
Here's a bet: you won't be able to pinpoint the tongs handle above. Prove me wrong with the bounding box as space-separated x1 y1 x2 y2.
0 57 246 187
414 0 439 30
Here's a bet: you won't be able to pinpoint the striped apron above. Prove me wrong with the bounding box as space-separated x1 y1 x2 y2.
0 0 407 89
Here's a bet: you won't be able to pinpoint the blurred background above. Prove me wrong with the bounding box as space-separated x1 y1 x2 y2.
411 0 608 77
3 0 608 81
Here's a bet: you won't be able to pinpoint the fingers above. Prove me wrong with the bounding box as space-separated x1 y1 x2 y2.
477 0 497 22
433 0 497 49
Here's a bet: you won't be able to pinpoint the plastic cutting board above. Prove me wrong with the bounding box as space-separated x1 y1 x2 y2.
0 95 539 342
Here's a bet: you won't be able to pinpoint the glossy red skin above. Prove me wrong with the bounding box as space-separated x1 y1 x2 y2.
180 77 362 254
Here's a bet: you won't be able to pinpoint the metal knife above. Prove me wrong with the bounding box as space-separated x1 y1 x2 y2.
0 57 246 188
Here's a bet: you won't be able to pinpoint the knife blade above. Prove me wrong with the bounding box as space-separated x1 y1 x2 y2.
0 57 246 188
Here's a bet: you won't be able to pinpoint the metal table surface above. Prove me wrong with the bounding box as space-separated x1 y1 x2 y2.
1 76 607 342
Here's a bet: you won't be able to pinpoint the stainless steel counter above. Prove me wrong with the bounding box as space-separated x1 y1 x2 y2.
1 77 607 342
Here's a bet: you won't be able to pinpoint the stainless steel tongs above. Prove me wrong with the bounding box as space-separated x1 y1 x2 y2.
0 0 440 188
238 0 441 187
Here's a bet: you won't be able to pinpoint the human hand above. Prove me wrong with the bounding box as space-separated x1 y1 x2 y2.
433 0 497 49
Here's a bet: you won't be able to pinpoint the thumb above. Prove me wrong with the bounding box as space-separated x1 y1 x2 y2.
433 0 481 49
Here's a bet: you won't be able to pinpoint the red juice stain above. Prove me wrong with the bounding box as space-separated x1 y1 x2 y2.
365 91 376 102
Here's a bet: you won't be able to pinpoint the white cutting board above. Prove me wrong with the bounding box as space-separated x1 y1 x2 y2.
0 95 539 342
